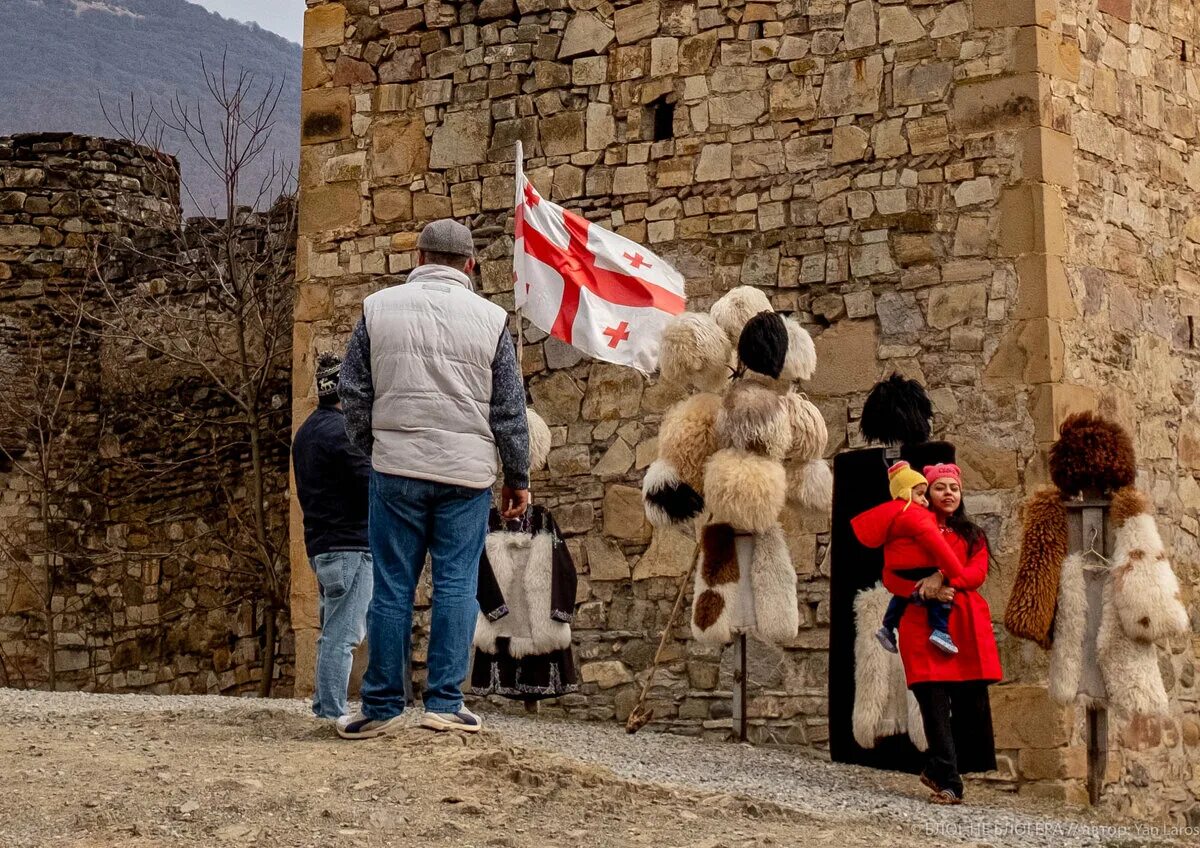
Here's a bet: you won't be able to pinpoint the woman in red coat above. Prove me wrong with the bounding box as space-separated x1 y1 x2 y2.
888 464 1001 804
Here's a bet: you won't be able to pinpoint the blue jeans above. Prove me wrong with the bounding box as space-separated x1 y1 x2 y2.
361 472 491 719
310 550 373 719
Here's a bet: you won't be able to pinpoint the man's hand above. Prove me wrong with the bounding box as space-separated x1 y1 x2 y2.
501 486 530 520
914 571 945 600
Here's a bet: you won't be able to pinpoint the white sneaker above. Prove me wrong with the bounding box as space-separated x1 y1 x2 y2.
336 712 405 739
420 707 482 733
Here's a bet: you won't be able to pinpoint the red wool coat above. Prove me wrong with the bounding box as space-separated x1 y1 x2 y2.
852 500 1003 686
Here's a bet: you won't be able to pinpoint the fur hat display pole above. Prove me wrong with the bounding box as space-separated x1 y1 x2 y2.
1013 412 1190 806
639 286 831 740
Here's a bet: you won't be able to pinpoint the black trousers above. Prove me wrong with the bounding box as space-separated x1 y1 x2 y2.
910 682 997 797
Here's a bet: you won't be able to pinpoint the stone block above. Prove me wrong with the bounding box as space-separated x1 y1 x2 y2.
930 2 970 37
380 48 424 83
879 5 925 43
302 49 331 91
974 0 1058 28
1019 746 1087 781
991 684 1074 749
818 55 884 117
1014 254 1075 319
573 56 608 85
1097 0 1131 21
843 1 876 49
298 182 359 234
633 526 696 580
873 117 907 159
1018 780 1089 805
831 125 869 165
807 321 879 396
548 445 591 477
430 110 491 168
650 37 679 77
300 87 351 145
695 144 732 182
593 438 635 478
894 62 953 107
559 12 615 58
952 73 1049 133
610 45 648 81
585 536 633 581
615 1 659 44
412 193 452 219
769 80 817 122
997 183 1067 257
709 93 766 126
581 660 633 688
954 439 1019 490
849 243 896 278
679 31 718 76
332 56 374 87
1030 383 1096 444
542 111 586 156
304 3 345 48
1012 25 1080 82
373 188 412 223
583 362 644 420
603 484 652 542
1017 126 1075 189
531 371 584 424
370 117 428 177
927 283 986 329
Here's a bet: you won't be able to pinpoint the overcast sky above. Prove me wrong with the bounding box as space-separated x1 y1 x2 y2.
193 0 305 44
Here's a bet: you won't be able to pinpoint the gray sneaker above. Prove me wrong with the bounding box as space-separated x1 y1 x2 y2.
336 712 404 740
420 707 482 733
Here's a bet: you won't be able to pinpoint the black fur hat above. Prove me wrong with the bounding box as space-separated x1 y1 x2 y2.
860 374 933 446
737 310 788 379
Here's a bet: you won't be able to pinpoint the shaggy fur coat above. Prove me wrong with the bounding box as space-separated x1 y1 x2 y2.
643 286 831 646
1049 492 1189 717
853 585 928 751
1005 487 1067 649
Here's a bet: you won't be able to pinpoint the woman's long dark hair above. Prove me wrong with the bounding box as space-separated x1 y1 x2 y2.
945 501 989 558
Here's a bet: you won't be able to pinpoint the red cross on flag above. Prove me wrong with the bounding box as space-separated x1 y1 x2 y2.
513 161 686 374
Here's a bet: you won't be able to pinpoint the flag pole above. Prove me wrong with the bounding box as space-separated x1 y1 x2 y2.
514 140 525 372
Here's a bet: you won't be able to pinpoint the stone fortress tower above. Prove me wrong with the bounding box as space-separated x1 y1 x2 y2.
295 0 1200 821
0 132 293 696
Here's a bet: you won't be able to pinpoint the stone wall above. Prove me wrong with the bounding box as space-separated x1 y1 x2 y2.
294 0 1198 823
0 133 295 695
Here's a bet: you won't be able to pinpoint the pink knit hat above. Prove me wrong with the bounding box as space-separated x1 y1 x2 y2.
924 463 962 487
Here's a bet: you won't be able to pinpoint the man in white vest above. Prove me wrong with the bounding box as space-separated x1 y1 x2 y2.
336 219 530 739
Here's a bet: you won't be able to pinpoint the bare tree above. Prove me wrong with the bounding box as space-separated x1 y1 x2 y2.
0 298 102 690
85 55 297 696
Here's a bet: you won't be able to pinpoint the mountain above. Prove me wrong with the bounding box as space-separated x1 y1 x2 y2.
0 0 301 214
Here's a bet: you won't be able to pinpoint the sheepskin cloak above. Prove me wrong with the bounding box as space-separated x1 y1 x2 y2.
853 585 927 752
473 507 576 659
1049 496 1189 718
691 523 799 645
828 442 955 772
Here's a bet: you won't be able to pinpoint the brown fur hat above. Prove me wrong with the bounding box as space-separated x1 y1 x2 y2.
1049 412 1136 496
1004 486 1068 649
703 448 787 533
658 312 733 393
710 286 772 342
715 381 792 460
659 392 722 492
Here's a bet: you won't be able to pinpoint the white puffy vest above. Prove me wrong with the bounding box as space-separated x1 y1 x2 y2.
363 265 508 489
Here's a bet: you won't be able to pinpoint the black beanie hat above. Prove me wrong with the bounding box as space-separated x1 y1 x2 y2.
316 352 342 404
737 310 788 379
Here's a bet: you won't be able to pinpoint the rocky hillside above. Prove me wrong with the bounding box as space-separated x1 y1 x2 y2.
0 0 300 212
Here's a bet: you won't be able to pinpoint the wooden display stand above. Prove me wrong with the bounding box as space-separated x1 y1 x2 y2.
1064 496 1112 806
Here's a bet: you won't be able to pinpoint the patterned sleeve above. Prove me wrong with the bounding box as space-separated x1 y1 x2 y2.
339 318 374 458
489 328 531 490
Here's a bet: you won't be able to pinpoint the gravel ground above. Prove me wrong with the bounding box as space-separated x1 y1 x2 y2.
0 689 1180 848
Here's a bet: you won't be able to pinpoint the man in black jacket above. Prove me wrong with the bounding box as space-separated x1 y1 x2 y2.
292 352 373 719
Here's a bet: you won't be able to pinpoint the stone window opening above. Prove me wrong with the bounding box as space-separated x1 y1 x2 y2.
1188 315 1195 348
650 97 676 142
1183 41 1190 63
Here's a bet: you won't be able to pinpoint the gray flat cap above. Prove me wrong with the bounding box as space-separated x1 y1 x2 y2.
418 219 474 257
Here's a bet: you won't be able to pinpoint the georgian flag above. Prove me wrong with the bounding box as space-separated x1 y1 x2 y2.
513 167 686 374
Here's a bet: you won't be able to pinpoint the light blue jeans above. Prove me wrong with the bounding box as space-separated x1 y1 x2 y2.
361 471 490 720
310 549 373 719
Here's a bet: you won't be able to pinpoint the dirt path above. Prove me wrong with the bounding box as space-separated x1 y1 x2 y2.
0 691 1172 848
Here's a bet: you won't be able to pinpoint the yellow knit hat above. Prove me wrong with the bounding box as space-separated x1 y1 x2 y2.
888 461 928 502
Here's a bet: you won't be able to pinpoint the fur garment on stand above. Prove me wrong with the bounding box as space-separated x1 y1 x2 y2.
852 585 927 751
644 286 830 647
